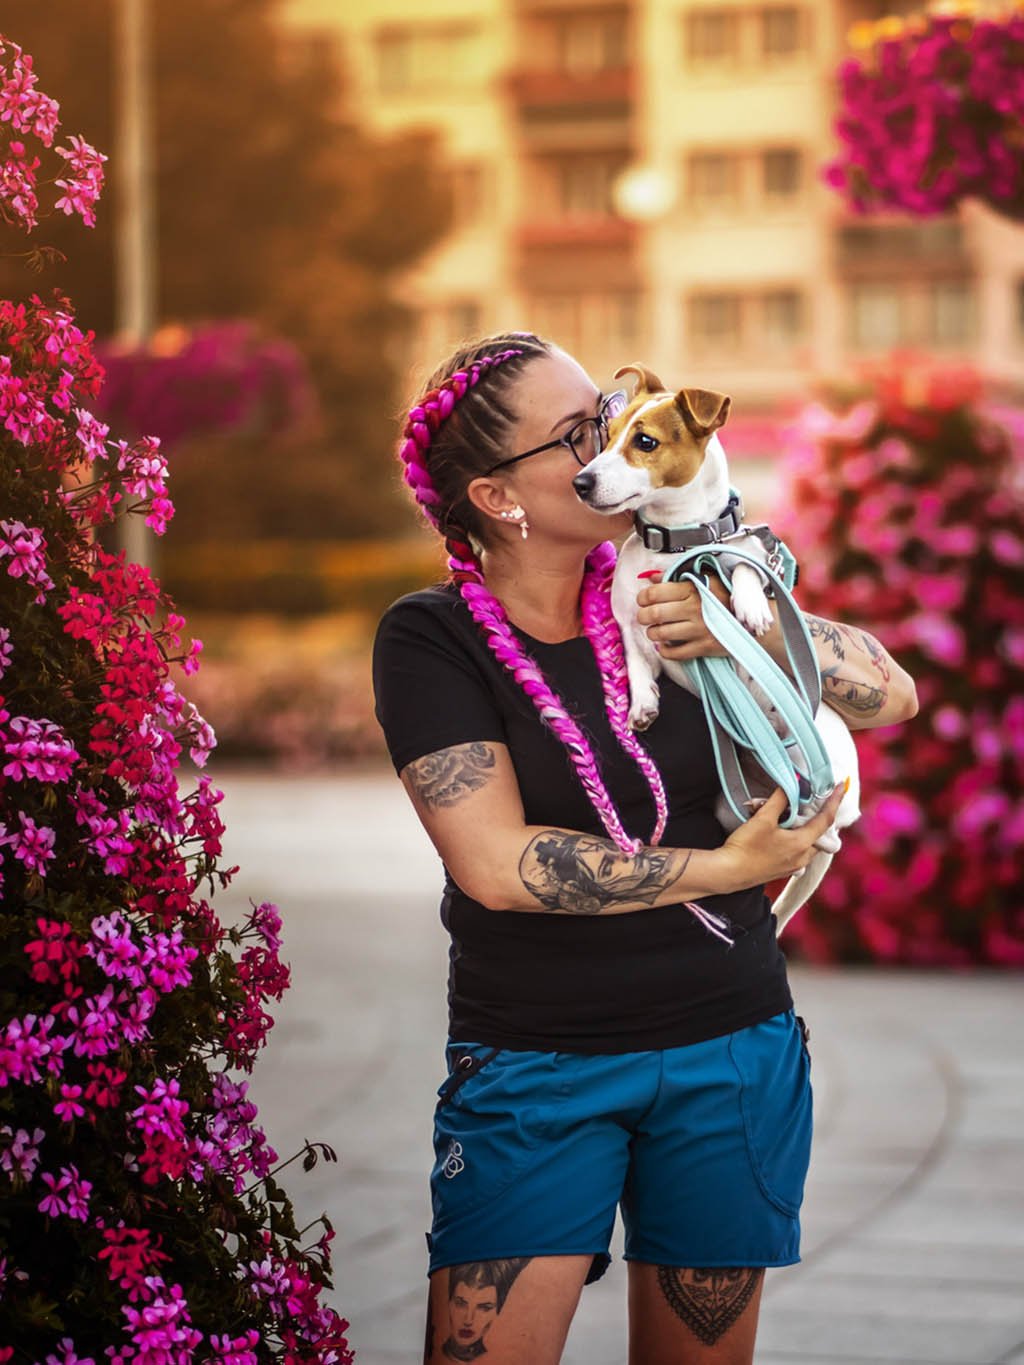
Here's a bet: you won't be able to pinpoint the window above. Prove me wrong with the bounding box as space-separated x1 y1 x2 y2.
556 11 629 74
927 280 973 346
555 155 624 216
690 293 743 349
849 283 905 349
762 148 803 202
688 152 742 210
762 290 805 345
528 295 584 354
375 24 484 93
760 6 805 58
686 10 741 63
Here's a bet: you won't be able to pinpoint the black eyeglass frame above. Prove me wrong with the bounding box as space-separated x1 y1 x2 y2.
482 389 629 476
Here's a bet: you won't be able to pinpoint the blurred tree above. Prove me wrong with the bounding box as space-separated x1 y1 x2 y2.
0 0 452 541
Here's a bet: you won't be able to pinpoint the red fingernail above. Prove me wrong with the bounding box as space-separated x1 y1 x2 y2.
637 570 660 580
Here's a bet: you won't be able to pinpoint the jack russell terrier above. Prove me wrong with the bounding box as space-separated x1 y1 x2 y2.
572 362 860 928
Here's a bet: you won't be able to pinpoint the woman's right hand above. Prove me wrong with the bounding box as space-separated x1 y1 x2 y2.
715 783 847 893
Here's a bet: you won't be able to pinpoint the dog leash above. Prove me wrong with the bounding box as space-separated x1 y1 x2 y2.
660 545 836 828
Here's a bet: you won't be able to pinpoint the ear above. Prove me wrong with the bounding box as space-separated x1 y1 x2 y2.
465 475 517 530
675 388 731 439
613 362 666 396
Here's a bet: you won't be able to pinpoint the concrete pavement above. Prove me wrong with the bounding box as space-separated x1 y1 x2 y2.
214 768 1024 1365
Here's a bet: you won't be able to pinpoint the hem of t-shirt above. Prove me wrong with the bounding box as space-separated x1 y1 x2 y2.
387 727 508 775
446 987 795 1056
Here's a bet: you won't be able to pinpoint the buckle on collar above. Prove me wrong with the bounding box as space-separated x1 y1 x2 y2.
642 523 667 552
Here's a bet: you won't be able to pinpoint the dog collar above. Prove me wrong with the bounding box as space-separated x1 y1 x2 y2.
634 491 744 553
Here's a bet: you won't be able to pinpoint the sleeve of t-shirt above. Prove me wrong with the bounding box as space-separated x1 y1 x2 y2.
372 592 507 774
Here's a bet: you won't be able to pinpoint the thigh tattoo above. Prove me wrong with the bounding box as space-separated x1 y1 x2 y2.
656 1266 763 1347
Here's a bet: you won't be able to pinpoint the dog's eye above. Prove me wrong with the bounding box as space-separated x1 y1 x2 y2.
633 432 659 453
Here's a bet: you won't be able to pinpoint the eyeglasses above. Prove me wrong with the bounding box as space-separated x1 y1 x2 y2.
484 390 629 475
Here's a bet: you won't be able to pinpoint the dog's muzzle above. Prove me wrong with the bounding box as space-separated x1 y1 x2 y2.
572 468 597 501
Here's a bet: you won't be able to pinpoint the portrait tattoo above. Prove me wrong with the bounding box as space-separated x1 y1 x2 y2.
821 667 886 717
656 1266 763 1347
405 743 497 810
519 832 689 914
441 1259 530 1361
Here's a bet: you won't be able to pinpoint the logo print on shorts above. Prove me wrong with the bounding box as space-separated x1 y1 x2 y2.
443 1139 465 1179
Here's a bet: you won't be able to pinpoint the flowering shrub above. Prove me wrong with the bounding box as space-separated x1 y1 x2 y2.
825 6 1024 220
0 35 352 1363
772 359 1024 965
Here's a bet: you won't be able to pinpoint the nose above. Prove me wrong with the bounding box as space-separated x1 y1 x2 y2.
573 468 596 499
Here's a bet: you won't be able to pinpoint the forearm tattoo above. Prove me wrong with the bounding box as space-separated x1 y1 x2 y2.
405 742 497 810
805 614 890 720
519 832 691 914
656 1267 763 1347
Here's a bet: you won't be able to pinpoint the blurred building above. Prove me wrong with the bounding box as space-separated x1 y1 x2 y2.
282 0 1024 418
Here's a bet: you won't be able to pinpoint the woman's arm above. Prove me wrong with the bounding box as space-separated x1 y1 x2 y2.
637 580 918 731
401 740 845 914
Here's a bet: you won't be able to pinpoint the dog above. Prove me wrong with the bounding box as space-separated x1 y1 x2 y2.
572 362 860 928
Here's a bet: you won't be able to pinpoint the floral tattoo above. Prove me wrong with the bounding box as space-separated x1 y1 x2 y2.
404 742 497 810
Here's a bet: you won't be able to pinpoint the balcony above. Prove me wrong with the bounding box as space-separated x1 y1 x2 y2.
834 218 970 278
516 217 640 290
507 64 634 109
518 217 636 249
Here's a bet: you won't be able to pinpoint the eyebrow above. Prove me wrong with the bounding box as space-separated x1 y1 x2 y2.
547 391 604 436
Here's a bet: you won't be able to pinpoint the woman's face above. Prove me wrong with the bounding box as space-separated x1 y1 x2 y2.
448 1279 497 1346
489 348 634 547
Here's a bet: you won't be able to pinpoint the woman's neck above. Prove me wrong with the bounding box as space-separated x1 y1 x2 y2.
479 543 587 643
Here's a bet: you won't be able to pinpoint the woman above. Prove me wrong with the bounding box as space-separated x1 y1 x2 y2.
372 332 917 1365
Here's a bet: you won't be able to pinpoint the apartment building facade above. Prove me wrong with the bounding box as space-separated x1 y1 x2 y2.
284 0 1024 411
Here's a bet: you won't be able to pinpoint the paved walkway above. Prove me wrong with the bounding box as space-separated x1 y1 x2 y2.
214 769 1024 1365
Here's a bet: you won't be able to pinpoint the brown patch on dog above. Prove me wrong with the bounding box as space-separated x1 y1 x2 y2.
676 388 731 440
608 396 707 488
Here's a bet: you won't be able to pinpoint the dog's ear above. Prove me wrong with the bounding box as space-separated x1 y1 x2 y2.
675 388 731 439
613 363 666 395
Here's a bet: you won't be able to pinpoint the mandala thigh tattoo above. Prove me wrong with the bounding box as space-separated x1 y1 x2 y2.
655 1266 763 1346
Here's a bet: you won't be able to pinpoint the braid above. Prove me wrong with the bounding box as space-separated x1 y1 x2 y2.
580 542 669 847
394 332 667 858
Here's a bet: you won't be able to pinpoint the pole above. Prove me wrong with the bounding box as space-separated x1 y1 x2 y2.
114 0 156 569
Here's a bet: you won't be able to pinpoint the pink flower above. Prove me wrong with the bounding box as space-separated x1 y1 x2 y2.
44 1337 96 1365
0 626 11 678
54 1083 86 1123
991 529 1024 566
74 406 110 461
933 705 965 741
53 136 107 228
0 519 54 601
910 613 965 667
867 792 924 840
3 715 80 782
916 575 964 612
0 810 56 874
953 790 1010 838
0 1123 45 1177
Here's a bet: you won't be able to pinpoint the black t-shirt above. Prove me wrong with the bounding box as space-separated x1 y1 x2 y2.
372 583 792 1054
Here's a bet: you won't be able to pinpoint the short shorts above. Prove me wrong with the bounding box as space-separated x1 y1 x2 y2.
427 1009 812 1281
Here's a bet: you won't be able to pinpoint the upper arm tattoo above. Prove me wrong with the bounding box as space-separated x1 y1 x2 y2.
519 831 691 914
805 614 890 719
404 742 497 810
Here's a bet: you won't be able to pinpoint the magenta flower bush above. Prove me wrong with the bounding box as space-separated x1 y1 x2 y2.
825 9 1024 220
772 360 1024 965
0 35 352 1364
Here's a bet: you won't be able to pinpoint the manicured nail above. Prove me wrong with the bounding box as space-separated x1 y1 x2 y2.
843 776 851 793
637 570 660 580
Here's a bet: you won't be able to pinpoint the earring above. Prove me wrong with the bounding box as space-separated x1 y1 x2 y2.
500 505 530 540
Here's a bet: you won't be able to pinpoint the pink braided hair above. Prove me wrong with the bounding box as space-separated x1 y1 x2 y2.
397 348 666 856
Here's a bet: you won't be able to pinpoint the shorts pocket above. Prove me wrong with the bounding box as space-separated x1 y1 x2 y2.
430 1046 578 1222
728 1011 813 1219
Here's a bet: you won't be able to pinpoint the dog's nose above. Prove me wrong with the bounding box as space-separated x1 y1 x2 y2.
573 469 596 499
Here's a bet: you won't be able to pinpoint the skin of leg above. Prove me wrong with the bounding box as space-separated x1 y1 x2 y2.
424 1254 592 1365
627 1262 765 1365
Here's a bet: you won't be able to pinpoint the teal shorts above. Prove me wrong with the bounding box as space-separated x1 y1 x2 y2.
427 1009 812 1281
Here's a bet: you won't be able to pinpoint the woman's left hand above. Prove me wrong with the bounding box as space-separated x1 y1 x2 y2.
636 573 732 660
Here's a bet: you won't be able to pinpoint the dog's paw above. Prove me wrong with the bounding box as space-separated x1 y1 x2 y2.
629 681 660 731
732 591 775 637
